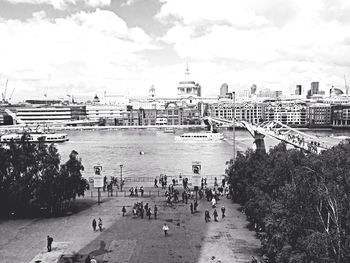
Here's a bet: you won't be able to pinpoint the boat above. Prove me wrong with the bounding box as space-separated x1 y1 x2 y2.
164 127 176 133
175 131 224 141
0 132 69 143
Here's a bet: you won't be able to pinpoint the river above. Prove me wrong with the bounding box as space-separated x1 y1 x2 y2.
55 128 350 179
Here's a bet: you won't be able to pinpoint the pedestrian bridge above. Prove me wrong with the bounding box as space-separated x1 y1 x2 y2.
205 116 332 154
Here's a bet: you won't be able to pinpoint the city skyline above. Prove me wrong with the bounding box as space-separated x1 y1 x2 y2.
1 0 350 102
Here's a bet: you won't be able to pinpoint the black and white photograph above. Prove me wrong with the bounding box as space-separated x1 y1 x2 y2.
1 0 350 262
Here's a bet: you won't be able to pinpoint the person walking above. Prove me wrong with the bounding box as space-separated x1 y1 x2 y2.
211 197 216 208
154 178 158 188
213 209 218 222
148 208 152 220
205 210 210 222
92 218 97 231
140 186 144 197
162 223 169 236
154 205 158 219
221 206 226 218
98 218 103 232
122 206 126 216
47 235 53 252
190 203 194 214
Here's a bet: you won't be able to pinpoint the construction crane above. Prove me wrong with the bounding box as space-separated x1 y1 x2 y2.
8 87 15 102
1 79 8 103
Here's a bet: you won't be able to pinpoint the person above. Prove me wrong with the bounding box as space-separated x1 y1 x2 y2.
214 177 218 187
140 186 144 197
154 178 158 188
90 256 97 263
154 205 158 219
92 218 97 231
211 197 216 208
98 218 103 232
145 203 149 212
47 235 53 252
213 209 218 222
162 223 169 236
205 210 210 222
148 208 152 220
190 203 194 214
194 201 198 211
172 178 176 186
122 206 126 216
221 206 226 218
251 256 258 263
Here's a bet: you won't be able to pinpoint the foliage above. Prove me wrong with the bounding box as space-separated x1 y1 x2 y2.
0 135 88 217
227 140 350 263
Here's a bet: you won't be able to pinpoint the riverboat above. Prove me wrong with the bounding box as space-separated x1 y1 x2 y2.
175 131 224 141
164 127 176 133
0 132 69 143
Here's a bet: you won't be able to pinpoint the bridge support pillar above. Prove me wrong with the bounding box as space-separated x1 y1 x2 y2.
254 133 266 153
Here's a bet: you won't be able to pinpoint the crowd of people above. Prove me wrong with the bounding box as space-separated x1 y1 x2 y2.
128 186 144 197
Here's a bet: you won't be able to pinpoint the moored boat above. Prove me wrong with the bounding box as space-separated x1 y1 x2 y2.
175 131 224 141
0 132 69 143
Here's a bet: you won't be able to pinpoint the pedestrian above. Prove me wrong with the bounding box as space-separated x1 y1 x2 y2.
92 218 97 231
221 206 226 218
122 206 126 216
190 203 194 214
47 235 53 252
204 178 207 186
194 201 198 211
251 256 258 263
154 178 158 188
154 205 158 219
140 186 144 197
214 177 218 187
213 209 218 222
145 203 148 212
205 210 210 222
222 178 225 187
172 178 176 186
148 208 152 220
162 223 169 236
211 197 216 208
98 218 103 232
140 207 144 219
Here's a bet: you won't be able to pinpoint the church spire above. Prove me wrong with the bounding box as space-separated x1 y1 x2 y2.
185 62 190 75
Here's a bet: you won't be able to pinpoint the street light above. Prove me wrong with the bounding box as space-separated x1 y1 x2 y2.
232 91 236 164
120 164 123 192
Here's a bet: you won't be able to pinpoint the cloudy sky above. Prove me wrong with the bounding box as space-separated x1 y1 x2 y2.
1 0 350 102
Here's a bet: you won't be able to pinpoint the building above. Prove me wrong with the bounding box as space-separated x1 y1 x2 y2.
311 82 319 95
264 103 307 126
209 102 263 125
148 85 156 101
15 106 81 124
85 105 125 125
220 83 228 97
274 91 283 99
331 104 350 127
177 65 201 98
307 104 331 127
295 85 302 95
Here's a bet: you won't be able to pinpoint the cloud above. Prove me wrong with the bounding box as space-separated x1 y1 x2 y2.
156 0 350 93
0 9 158 101
4 0 111 10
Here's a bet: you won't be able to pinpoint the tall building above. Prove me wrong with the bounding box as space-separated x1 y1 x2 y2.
177 65 201 98
295 85 302 95
220 83 228 97
311 82 319 95
148 85 156 100
250 84 257 96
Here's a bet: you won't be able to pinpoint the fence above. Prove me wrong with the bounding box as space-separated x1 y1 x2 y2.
88 189 165 198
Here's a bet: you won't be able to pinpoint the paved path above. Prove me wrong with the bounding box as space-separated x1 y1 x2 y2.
0 187 261 263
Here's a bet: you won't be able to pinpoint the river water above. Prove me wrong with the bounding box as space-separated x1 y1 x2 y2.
56 128 350 179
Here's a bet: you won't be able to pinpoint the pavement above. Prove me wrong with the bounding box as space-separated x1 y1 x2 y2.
0 184 261 263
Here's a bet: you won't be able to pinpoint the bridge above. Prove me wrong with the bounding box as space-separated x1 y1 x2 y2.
204 116 332 154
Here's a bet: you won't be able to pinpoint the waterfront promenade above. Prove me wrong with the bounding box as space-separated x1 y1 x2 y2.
0 183 261 263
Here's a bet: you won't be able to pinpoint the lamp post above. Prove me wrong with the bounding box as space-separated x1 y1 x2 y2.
232 91 236 163
120 164 123 192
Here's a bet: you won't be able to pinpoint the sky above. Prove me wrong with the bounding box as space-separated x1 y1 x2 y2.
1 0 350 102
